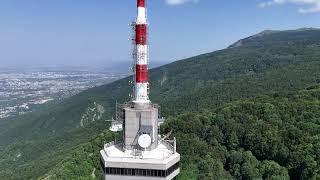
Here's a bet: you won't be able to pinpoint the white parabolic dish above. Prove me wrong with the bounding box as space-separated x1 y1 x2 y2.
138 134 152 148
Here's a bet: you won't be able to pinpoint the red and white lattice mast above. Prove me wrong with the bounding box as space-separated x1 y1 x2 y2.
134 0 150 104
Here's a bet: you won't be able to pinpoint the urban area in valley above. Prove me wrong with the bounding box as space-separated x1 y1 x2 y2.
0 67 126 119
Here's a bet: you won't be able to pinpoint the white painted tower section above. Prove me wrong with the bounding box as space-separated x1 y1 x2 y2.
137 7 147 24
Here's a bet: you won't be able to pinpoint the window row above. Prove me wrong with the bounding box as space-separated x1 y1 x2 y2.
101 160 179 177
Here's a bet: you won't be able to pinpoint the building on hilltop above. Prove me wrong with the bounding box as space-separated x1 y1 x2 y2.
100 0 180 179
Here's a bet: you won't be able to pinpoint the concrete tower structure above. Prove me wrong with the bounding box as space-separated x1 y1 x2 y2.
100 0 180 179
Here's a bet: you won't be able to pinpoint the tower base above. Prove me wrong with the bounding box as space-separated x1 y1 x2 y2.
101 102 180 179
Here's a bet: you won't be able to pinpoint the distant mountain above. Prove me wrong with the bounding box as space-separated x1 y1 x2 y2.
229 28 320 48
1 28 320 179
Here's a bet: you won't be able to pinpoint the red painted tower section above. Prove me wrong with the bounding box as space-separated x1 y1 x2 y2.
135 24 147 45
137 0 145 7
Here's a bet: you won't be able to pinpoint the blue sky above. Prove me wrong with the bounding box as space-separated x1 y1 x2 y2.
0 0 320 67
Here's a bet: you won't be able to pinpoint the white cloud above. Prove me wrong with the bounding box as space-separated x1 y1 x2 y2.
259 0 320 13
165 0 199 6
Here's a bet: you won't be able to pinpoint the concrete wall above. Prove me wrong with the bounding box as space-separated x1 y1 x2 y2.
123 105 158 150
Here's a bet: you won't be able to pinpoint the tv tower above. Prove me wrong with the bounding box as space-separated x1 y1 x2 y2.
100 0 180 179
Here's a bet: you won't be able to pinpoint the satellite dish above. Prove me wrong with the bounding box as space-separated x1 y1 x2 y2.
138 134 151 148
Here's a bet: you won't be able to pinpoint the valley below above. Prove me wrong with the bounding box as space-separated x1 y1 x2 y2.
0 68 126 119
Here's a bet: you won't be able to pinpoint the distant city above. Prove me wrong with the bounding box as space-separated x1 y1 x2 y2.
0 67 127 119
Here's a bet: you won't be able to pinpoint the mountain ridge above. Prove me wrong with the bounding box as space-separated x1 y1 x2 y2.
229 28 320 48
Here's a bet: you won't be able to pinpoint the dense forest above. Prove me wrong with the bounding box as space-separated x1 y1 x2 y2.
1 29 320 179
165 86 320 179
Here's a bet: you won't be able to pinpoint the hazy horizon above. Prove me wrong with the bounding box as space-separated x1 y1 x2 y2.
0 59 170 73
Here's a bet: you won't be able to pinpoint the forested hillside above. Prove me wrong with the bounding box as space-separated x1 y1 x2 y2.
45 86 320 179
1 29 320 179
165 86 320 179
